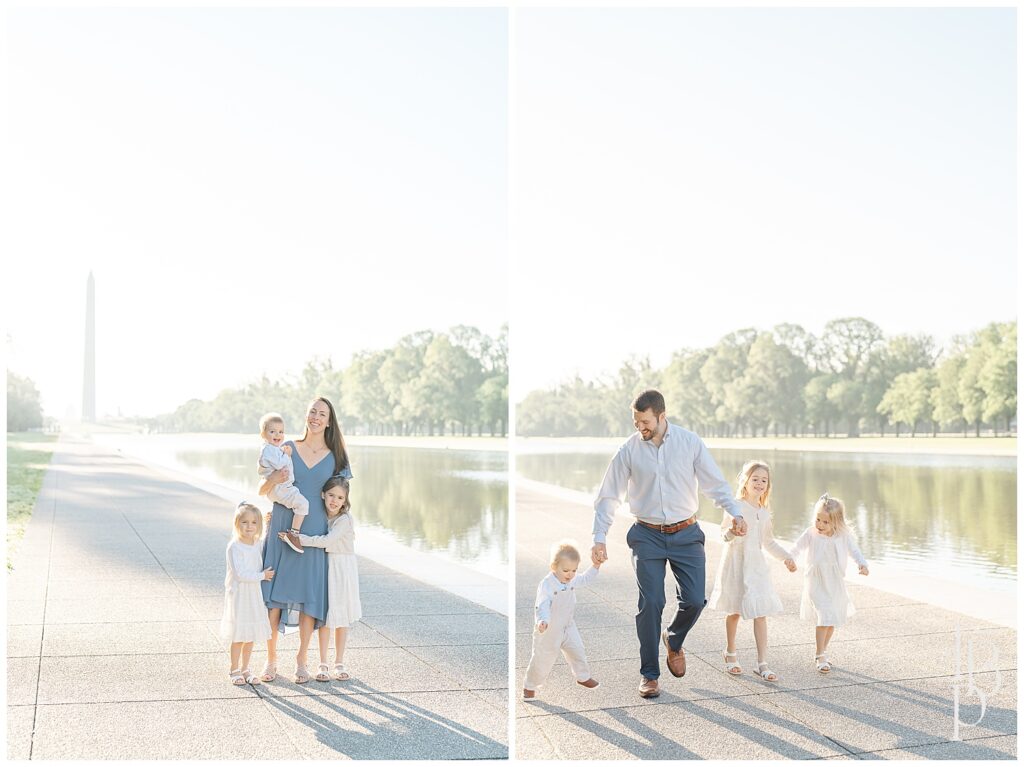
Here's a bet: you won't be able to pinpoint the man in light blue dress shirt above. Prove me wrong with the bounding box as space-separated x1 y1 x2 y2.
592 389 747 698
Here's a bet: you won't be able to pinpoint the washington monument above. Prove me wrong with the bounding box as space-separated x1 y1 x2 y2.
82 271 95 422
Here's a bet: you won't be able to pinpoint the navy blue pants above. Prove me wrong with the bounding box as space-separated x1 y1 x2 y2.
626 521 707 681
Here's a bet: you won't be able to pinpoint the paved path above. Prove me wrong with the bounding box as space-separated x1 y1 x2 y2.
7 438 507 759
515 483 1016 760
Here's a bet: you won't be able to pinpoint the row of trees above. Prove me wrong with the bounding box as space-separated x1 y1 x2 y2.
7 373 43 432
517 318 1016 438
154 325 508 437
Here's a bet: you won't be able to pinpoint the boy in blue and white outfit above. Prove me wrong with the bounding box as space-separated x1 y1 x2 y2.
258 412 309 554
522 541 601 700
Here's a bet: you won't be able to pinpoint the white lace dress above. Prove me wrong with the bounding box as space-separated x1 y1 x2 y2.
790 527 867 627
220 539 272 645
708 500 791 619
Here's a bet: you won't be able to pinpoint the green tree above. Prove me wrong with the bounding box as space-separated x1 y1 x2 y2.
804 374 840 437
700 329 757 436
878 368 937 437
725 333 808 437
979 322 1016 434
931 351 967 433
820 317 884 378
864 334 937 435
477 375 508 437
7 373 43 432
662 349 715 433
826 379 866 437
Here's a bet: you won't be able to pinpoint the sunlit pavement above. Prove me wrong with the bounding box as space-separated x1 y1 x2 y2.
515 482 1016 760
7 437 508 760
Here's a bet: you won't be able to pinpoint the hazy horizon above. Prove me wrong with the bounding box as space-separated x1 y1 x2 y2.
511 7 1016 402
6 8 508 419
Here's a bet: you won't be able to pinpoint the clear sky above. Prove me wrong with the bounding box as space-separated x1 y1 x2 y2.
511 7 1016 403
5 7 507 418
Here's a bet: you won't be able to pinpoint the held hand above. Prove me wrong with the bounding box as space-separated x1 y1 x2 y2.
731 517 748 537
281 444 292 456
277 532 290 542
267 468 288 485
264 511 273 528
858 565 869 576
784 559 797 573
537 621 548 634
591 543 607 566
263 568 275 581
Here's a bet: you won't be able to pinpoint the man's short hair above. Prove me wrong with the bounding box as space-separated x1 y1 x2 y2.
632 389 666 415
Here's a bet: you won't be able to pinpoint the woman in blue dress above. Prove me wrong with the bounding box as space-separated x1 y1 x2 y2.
259 396 351 684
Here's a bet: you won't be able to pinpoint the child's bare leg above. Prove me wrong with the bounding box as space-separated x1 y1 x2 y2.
230 641 244 671
240 641 254 672
725 613 741 654
823 626 835 652
291 512 308 535
317 625 330 665
752 617 769 664
815 626 829 656
334 627 349 665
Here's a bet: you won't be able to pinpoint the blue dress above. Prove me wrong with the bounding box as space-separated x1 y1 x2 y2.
261 440 335 631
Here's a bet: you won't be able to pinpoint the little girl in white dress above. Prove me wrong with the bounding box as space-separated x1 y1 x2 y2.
280 476 361 682
220 502 275 685
790 492 869 673
708 460 796 682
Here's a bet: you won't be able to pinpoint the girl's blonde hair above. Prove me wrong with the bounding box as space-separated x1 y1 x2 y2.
232 502 264 540
259 412 284 438
735 460 772 508
814 493 849 536
549 540 581 568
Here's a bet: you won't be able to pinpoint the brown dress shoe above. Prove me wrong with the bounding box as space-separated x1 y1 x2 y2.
638 677 660 698
522 688 536 701
663 630 686 677
283 531 304 554
576 678 599 688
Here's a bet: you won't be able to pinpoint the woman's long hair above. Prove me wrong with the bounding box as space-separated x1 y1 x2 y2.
302 396 350 475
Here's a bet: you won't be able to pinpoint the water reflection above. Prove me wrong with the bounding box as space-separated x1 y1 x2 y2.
175 445 508 567
517 449 1016 584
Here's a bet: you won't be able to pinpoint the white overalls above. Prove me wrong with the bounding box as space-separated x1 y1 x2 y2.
258 442 308 518
524 567 599 690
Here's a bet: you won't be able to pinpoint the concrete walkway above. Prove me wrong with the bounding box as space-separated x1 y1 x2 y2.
515 483 1016 760
7 438 508 760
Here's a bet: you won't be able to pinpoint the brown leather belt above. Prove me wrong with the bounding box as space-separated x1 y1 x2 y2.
636 516 698 534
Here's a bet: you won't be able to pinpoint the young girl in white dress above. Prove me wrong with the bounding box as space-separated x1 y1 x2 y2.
221 502 275 685
708 460 796 682
280 476 361 682
790 492 869 673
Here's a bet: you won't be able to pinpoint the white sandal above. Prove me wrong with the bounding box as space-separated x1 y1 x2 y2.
815 653 832 674
754 662 778 682
294 663 311 684
229 668 246 686
261 661 278 682
333 663 350 681
242 668 261 685
315 663 331 683
722 649 742 675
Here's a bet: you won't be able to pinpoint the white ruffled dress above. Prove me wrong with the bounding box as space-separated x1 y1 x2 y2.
708 500 791 619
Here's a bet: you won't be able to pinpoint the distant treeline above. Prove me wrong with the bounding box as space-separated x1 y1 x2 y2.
517 318 1016 438
152 325 508 437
